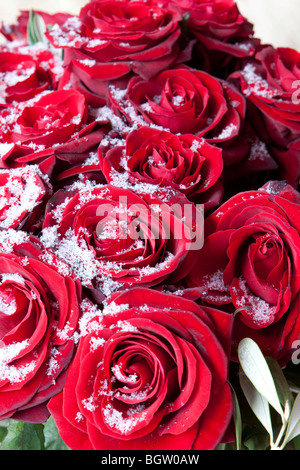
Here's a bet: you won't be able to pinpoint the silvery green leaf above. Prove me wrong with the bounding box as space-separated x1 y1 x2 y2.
34 12 47 43
282 392 300 447
239 369 273 440
229 383 243 450
266 357 293 410
238 338 283 419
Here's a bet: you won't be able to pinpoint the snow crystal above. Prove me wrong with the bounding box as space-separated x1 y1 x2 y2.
0 339 29 364
0 166 48 230
216 123 237 140
233 277 276 326
0 358 36 384
103 403 146 435
242 63 281 99
0 229 29 254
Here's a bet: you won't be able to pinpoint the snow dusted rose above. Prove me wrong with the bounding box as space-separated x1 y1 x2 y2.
48 288 233 450
48 0 193 105
187 181 300 365
0 165 52 232
0 49 59 106
0 230 82 422
100 126 224 209
109 65 245 147
0 89 87 148
229 46 300 187
41 181 204 302
170 0 260 73
0 109 110 186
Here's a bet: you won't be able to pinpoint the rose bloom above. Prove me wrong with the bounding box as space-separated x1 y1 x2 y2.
187 180 300 365
100 126 224 209
48 0 193 105
0 49 59 106
109 65 245 152
0 119 111 189
169 0 260 73
48 287 233 450
229 46 300 188
0 89 88 149
0 165 52 232
0 229 82 422
41 182 203 303
221 120 278 191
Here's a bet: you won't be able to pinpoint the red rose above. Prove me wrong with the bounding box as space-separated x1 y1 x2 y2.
0 89 88 149
48 287 233 450
221 120 278 190
41 182 204 303
100 126 224 209
187 180 300 365
48 0 193 105
0 119 111 188
0 49 59 106
170 0 259 73
0 165 52 232
109 66 245 150
229 46 300 187
0 229 82 422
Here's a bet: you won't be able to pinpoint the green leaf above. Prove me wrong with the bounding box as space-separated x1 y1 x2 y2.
292 434 300 450
43 417 70 450
229 383 243 450
239 369 273 441
266 357 293 409
243 431 271 450
27 10 47 46
0 425 8 443
0 421 45 450
282 392 300 447
238 338 283 419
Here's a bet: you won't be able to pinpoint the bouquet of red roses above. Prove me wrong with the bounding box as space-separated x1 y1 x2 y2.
0 0 299 451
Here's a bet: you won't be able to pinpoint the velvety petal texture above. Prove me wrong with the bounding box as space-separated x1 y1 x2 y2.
48 288 233 450
42 182 204 302
100 126 224 210
230 46 300 187
0 230 82 422
46 0 192 104
188 180 300 364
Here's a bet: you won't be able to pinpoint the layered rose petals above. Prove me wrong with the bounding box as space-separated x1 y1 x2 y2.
0 120 111 188
109 65 245 149
0 165 52 232
48 288 233 450
187 180 300 364
100 127 224 209
0 89 87 148
230 46 300 187
47 0 192 104
0 49 59 105
171 0 260 73
41 183 204 302
0 230 82 422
